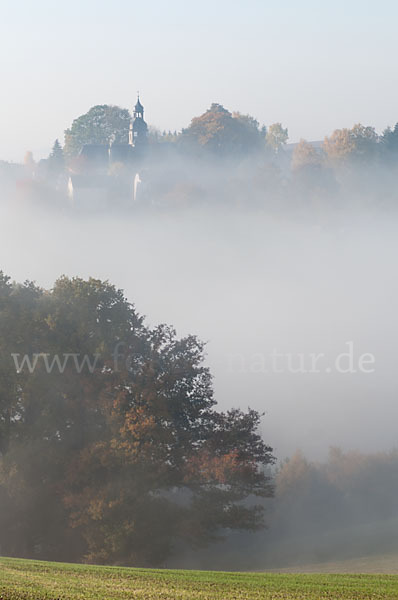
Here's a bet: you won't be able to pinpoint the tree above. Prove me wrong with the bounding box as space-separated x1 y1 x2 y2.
291 140 336 199
380 123 398 162
47 139 65 176
291 139 322 171
181 103 264 156
0 274 275 566
266 123 289 154
323 124 379 165
64 105 131 156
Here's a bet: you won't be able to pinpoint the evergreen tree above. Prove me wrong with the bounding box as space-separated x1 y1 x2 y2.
380 123 398 162
47 139 65 175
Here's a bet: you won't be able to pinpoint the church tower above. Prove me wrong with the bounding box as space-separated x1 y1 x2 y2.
129 94 148 147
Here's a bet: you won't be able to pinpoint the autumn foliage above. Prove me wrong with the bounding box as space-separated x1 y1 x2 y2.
0 274 274 565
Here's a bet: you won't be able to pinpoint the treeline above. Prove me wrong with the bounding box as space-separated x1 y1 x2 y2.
7 102 398 213
181 448 398 570
60 101 398 161
0 273 274 566
265 448 398 566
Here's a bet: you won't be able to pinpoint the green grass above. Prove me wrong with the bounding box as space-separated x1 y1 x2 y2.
1 556 398 599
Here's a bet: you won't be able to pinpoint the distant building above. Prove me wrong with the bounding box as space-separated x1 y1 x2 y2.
129 96 148 148
68 95 148 206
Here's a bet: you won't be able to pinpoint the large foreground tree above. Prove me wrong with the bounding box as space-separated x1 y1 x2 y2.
0 274 274 566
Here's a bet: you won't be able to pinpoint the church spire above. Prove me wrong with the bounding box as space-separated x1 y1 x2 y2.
134 92 144 119
129 92 148 147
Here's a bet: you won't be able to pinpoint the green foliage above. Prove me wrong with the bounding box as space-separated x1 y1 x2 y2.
380 123 398 161
64 105 131 156
47 139 65 175
1 557 398 599
0 275 274 566
266 123 289 153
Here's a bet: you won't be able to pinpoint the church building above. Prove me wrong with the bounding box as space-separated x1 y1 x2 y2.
68 95 148 206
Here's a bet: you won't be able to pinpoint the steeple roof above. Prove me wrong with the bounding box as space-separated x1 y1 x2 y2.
135 95 144 113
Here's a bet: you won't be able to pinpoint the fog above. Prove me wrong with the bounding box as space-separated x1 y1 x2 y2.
1 179 397 461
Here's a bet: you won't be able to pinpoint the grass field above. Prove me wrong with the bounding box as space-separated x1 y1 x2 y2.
270 553 398 575
1 556 398 599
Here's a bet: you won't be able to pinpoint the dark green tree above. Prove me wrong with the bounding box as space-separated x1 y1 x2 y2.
64 105 131 156
47 139 65 175
0 274 275 566
380 123 398 162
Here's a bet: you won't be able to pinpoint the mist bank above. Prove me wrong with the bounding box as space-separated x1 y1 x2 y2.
2 161 398 568
170 448 398 571
1 169 398 459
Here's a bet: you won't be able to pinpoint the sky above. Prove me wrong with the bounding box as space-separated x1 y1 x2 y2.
1 0 398 161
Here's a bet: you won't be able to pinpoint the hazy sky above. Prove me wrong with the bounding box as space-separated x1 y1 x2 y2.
1 0 398 161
